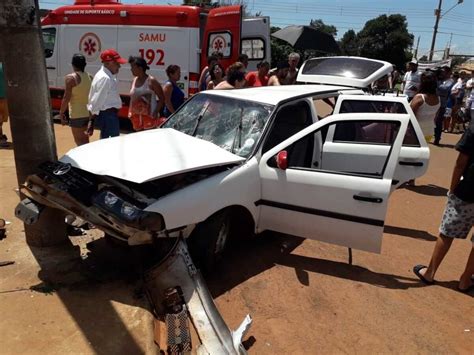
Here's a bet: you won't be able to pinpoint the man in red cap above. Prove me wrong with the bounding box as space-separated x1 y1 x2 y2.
86 49 127 139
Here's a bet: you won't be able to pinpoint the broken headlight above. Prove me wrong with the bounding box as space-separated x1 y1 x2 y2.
93 190 163 231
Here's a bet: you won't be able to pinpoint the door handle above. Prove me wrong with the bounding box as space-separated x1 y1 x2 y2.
353 195 383 203
399 161 423 167
47 66 56 70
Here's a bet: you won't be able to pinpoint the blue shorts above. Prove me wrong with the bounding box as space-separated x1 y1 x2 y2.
97 110 120 139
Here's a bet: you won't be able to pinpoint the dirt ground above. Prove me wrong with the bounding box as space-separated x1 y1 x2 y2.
0 121 472 354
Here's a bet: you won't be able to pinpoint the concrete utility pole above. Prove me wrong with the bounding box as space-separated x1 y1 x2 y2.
413 36 420 60
429 0 443 61
0 0 67 246
429 0 463 61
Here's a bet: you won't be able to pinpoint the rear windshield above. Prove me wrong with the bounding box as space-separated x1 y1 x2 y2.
302 58 384 79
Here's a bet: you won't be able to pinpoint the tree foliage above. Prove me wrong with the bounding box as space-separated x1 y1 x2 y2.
355 14 413 70
309 19 337 37
339 29 358 56
270 26 299 67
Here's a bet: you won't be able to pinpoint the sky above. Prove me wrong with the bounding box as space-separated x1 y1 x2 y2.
39 0 474 60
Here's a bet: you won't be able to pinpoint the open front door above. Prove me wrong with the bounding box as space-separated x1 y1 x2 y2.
330 95 430 188
257 113 409 253
201 5 242 70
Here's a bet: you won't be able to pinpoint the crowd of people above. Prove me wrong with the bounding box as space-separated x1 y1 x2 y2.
400 59 473 146
0 48 305 149
53 49 304 146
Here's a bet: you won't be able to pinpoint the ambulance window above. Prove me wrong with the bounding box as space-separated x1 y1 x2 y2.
42 28 56 58
241 38 265 60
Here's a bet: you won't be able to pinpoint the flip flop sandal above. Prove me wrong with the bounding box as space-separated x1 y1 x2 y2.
413 264 435 285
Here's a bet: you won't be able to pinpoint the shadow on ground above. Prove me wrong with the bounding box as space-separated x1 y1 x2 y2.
400 184 448 197
206 232 427 299
384 225 437 241
28 229 463 353
28 237 157 354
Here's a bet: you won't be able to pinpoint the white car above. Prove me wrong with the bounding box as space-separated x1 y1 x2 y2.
16 56 430 270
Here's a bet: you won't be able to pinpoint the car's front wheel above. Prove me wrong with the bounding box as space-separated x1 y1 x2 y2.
188 210 231 274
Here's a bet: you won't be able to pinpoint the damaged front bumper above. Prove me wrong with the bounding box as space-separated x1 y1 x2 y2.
15 161 169 245
145 239 252 354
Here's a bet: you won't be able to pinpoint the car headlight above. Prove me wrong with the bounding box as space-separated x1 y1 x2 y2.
93 190 163 231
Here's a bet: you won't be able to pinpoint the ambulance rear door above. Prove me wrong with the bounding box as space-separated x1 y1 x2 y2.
201 5 242 70
42 26 60 88
241 16 270 71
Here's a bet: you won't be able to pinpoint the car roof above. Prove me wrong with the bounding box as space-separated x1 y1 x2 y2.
203 84 351 105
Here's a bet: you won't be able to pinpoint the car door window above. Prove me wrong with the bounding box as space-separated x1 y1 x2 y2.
333 121 399 144
262 101 313 153
338 99 420 146
280 120 401 178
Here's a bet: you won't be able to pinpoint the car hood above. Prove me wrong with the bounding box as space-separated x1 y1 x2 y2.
60 128 245 183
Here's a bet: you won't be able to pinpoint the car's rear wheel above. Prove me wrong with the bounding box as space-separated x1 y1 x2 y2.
188 210 231 274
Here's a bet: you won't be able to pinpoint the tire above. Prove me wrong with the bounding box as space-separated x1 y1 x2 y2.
188 210 231 274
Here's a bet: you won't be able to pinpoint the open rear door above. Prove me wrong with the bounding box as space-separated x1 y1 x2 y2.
201 5 242 70
330 95 430 188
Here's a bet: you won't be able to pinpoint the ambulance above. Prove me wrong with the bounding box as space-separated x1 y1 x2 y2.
41 0 271 117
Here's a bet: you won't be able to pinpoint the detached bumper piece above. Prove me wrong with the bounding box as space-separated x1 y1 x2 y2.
15 198 44 225
145 240 252 354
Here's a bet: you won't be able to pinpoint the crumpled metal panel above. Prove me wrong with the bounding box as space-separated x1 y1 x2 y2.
145 240 252 354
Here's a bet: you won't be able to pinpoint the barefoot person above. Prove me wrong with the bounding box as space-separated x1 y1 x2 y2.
59 54 92 146
413 121 474 293
268 61 290 86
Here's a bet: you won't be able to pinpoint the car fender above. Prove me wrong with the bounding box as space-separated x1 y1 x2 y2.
146 157 260 231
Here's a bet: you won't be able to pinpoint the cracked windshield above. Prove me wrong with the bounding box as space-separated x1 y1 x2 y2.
162 94 274 157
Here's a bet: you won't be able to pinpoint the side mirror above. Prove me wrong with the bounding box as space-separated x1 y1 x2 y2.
276 150 288 170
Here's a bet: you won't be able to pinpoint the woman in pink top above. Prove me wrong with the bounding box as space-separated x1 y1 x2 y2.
128 56 165 131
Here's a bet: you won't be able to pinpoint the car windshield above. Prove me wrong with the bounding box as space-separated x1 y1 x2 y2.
162 94 274 158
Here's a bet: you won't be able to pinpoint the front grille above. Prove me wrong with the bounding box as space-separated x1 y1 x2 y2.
39 161 97 205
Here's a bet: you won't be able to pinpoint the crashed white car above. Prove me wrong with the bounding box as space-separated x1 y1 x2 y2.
17 57 430 268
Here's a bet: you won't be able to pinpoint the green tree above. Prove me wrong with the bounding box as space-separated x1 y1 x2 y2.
418 55 428 62
270 26 298 67
339 29 359 56
356 14 413 70
309 19 337 37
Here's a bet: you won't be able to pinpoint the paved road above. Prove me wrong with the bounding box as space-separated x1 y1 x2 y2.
0 122 472 354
